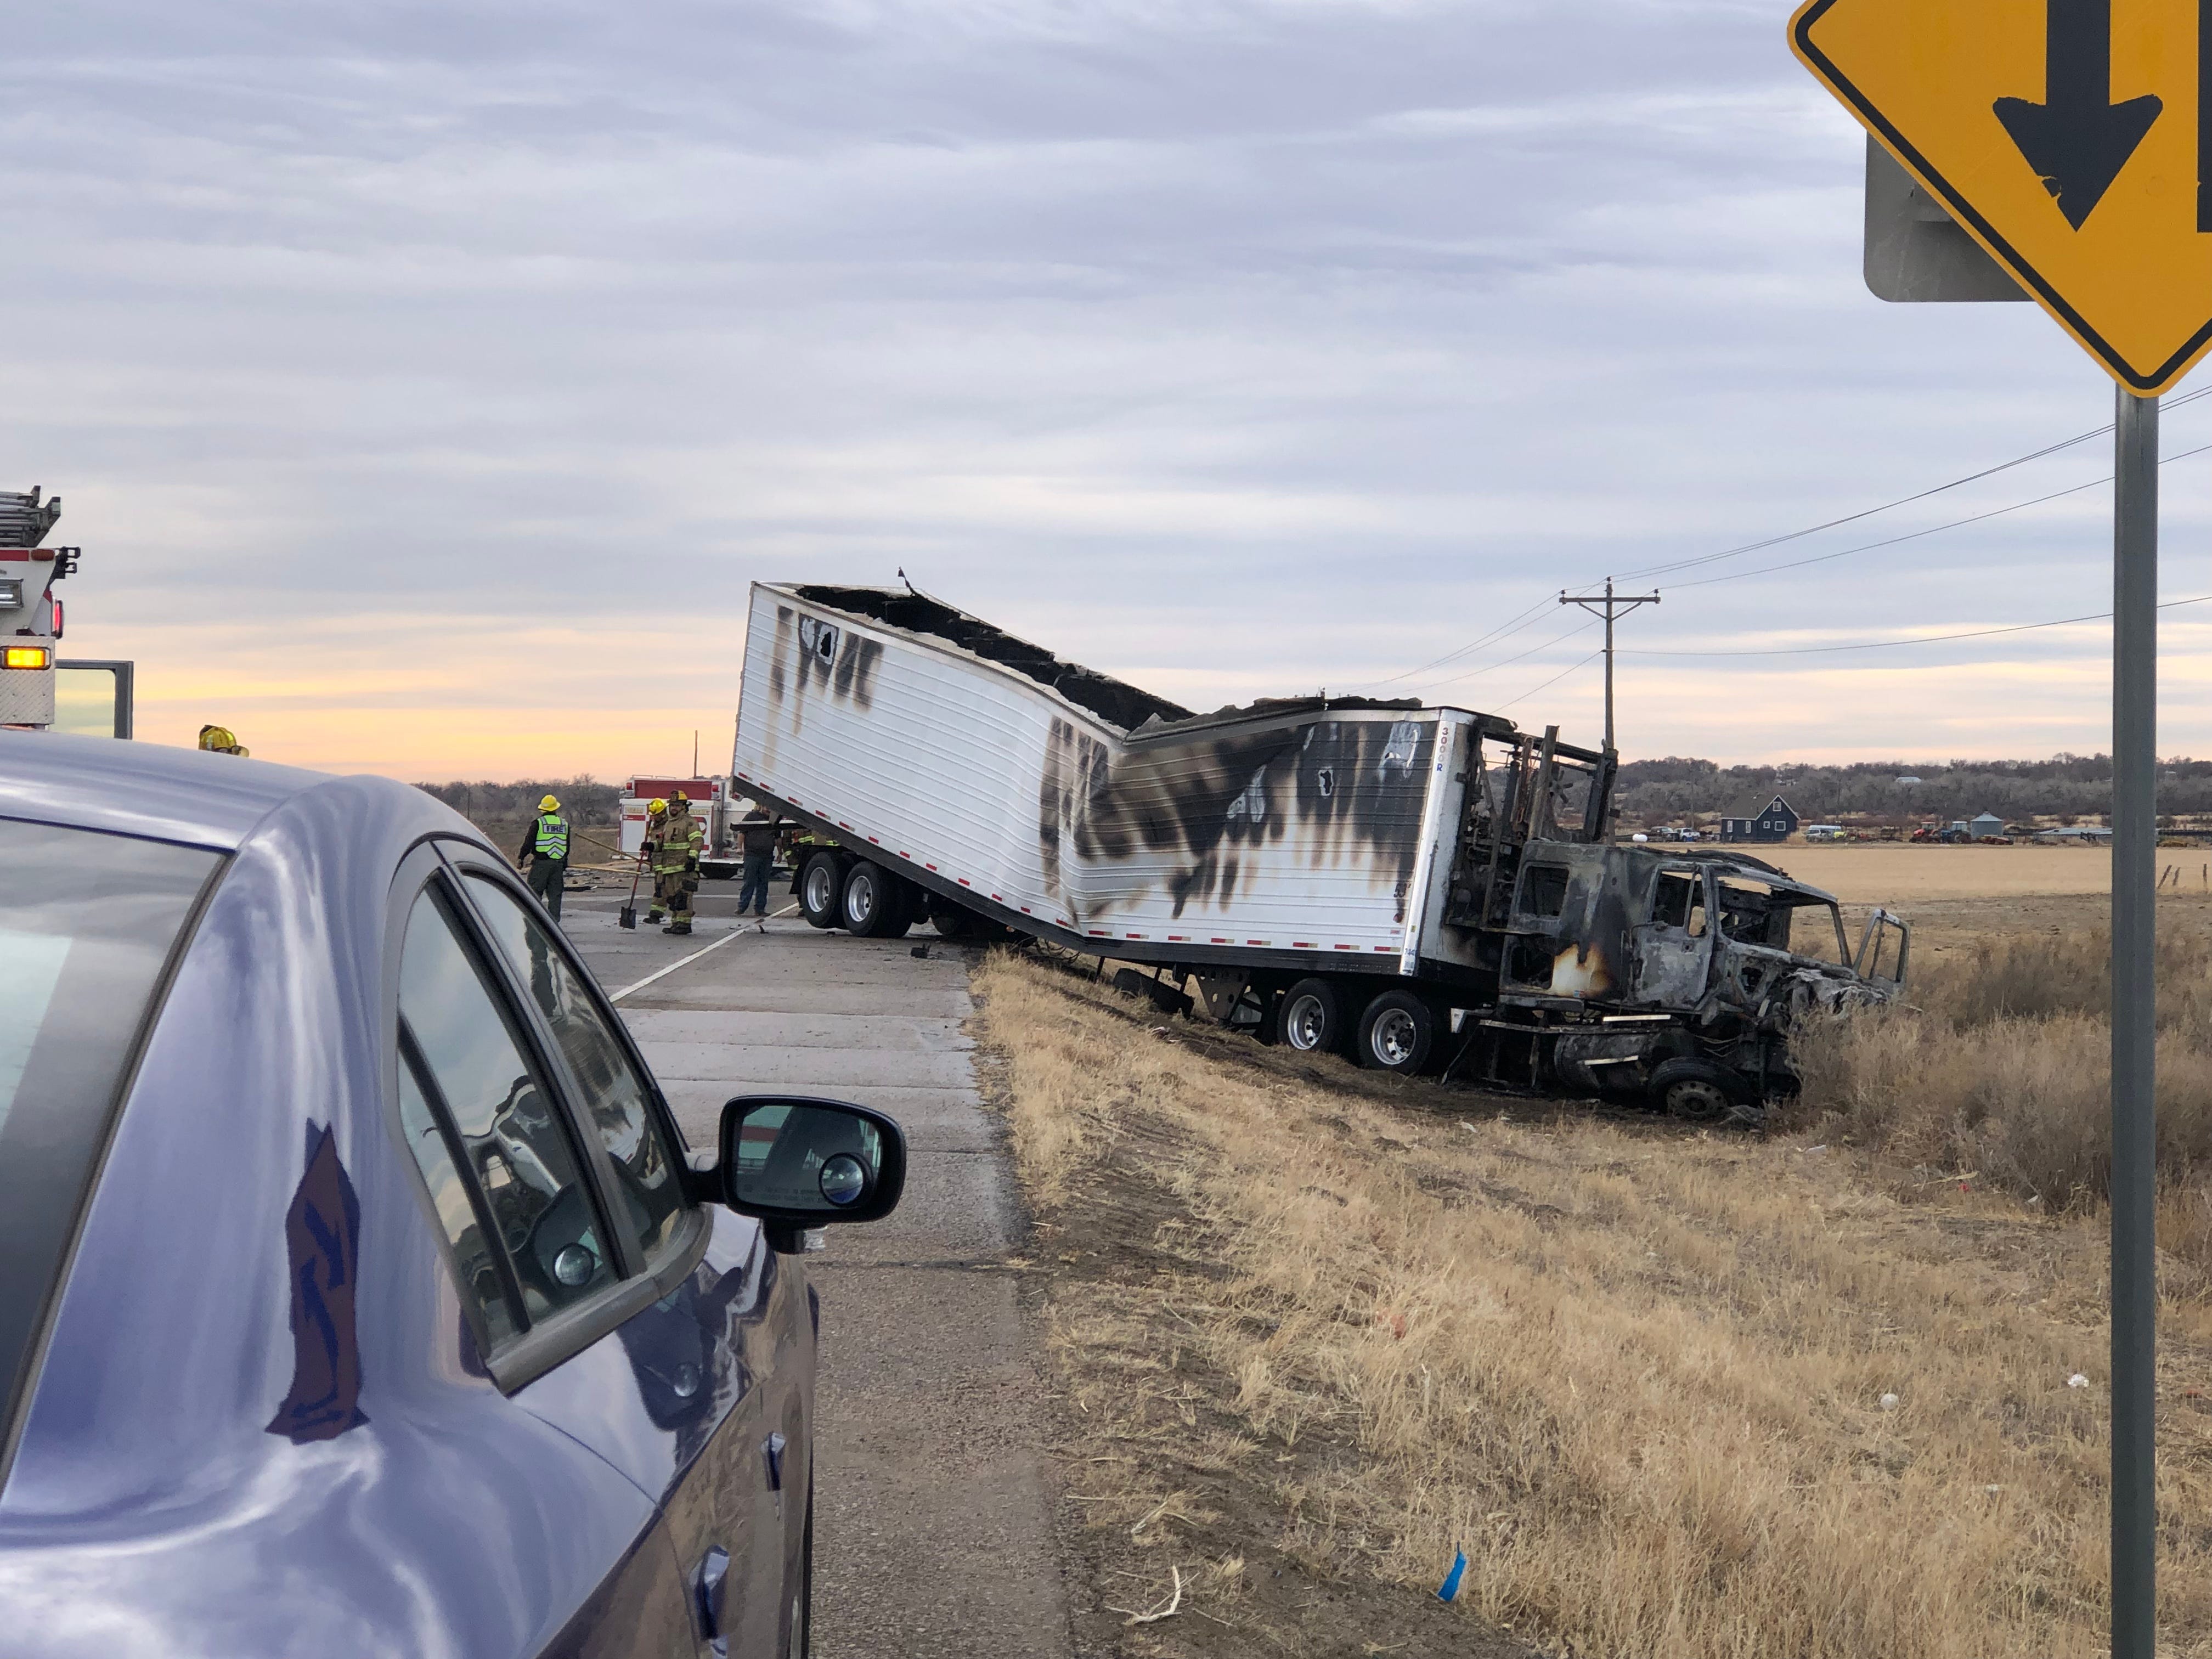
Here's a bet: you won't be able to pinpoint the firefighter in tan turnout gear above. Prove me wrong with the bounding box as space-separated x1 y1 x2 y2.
645 791 706 934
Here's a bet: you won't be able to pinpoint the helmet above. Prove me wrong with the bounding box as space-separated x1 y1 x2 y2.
647 798 668 816
198 724 237 752
669 788 689 803
539 794 561 812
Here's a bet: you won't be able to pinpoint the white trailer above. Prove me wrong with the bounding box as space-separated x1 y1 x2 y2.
731 583 1909 1112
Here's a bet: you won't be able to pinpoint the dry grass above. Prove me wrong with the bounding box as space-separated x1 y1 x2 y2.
1794 930 2212 1285
975 951 2212 1659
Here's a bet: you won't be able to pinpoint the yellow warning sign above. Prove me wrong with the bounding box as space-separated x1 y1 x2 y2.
1791 0 2212 392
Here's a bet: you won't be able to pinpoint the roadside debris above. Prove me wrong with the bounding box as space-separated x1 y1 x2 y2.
1437 1549 1468 1602
1107 1565 1184 1626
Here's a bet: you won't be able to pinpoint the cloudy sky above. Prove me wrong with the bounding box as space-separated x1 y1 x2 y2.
7 0 2204 780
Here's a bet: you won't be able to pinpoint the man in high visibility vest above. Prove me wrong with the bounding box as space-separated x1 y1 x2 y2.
517 793 570 920
646 789 706 934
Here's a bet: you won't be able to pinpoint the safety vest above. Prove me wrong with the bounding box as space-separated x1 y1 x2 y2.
532 813 569 860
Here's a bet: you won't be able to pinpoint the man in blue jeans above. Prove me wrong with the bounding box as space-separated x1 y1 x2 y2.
736 806 784 919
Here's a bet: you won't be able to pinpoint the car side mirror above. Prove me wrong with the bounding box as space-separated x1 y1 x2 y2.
716 1094 907 1254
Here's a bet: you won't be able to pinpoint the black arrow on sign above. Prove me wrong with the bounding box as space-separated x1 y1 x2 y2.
1994 0 2162 229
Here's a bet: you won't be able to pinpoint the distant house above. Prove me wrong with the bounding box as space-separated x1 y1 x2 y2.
1720 795 1799 843
1967 811 2006 839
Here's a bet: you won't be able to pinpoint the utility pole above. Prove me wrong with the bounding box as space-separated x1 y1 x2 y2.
1559 578 1660 840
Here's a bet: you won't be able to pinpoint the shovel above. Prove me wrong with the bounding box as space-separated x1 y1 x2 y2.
618 848 649 930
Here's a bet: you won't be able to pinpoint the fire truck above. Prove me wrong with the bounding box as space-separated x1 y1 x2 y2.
0 488 70 728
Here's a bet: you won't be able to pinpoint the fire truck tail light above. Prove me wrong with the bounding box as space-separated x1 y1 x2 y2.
4 645 52 670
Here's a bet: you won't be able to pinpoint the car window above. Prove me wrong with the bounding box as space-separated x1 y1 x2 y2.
397 1046 521 1349
398 886 615 1322
0 821 221 1465
462 873 687 1263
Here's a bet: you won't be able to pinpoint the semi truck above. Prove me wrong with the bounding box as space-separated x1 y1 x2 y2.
730 583 1909 1118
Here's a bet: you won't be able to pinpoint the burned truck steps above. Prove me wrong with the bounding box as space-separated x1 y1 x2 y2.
730 581 1909 1118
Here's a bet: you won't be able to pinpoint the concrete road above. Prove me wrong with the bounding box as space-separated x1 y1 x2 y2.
561 882 1071 1659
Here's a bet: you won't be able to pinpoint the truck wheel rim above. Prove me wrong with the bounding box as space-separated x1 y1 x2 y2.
806 866 834 912
1667 1079 1728 1120
1372 1009 1418 1066
848 879 873 924
1285 994 1327 1049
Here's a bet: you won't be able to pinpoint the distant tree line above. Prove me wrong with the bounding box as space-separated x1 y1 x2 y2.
1616 754 2212 825
413 777 624 837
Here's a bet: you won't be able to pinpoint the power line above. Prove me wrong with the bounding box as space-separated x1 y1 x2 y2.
1420 614 1600 691
1669 439 2212 592
1619 592 2212 658
1498 650 1604 710
1609 383 2212 584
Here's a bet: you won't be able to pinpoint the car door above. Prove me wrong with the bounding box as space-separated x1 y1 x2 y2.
1630 865 1716 1006
444 852 797 1658
387 854 695 1658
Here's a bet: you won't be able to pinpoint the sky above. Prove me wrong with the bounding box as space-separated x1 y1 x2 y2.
6 0 2208 780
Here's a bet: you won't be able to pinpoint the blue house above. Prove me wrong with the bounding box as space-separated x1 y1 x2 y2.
1719 794 1799 844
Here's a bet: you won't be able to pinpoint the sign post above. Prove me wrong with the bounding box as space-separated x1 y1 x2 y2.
2111 385 2158 1659
1786 4 2198 1649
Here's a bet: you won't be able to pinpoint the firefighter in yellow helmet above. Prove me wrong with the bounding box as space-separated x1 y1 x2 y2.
645 789 705 934
516 793 570 921
198 724 249 757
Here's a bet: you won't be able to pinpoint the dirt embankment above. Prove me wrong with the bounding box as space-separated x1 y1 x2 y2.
973 948 2212 1659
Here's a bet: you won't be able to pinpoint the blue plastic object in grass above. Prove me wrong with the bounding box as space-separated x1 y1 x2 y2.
1437 1549 1467 1602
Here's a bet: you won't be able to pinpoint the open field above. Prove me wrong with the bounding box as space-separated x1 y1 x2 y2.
974 916 2212 1658
1743 842 2120 902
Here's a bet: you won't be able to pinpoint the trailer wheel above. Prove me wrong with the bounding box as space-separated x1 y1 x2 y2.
1646 1057 1753 1121
841 861 908 938
1355 989 1435 1074
929 898 974 939
800 853 844 929
1275 978 1344 1055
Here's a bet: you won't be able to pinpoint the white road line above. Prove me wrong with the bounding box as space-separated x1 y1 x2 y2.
611 903 801 1002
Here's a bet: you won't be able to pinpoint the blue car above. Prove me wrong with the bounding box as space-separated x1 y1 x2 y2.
0 733 905 1658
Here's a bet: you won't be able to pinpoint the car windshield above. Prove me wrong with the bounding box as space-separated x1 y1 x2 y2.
0 817 221 1464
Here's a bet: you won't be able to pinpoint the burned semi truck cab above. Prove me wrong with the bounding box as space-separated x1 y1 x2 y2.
1469 838 1909 1118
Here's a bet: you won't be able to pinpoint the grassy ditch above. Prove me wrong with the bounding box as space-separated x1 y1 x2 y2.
974 950 2212 1659
1793 929 2212 1278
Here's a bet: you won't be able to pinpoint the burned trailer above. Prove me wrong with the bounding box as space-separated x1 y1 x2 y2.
730 582 1906 1116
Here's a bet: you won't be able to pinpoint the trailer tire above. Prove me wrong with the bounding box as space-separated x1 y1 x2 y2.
1275 978 1345 1055
800 853 844 929
841 861 907 938
1354 989 1435 1074
929 898 975 939
1646 1057 1754 1121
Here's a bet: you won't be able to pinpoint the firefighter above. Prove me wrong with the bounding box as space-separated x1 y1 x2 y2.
198 724 250 757
517 793 570 921
647 791 705 934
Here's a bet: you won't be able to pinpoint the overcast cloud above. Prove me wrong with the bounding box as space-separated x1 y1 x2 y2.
4 0 2198 778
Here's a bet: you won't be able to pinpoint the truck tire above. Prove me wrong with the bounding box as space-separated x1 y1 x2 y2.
800 853 843 929
1646 1057 1754 1121
1274 978 1345 1055
841 861 909 938
1355 988 1435 1074
928 896 974 939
